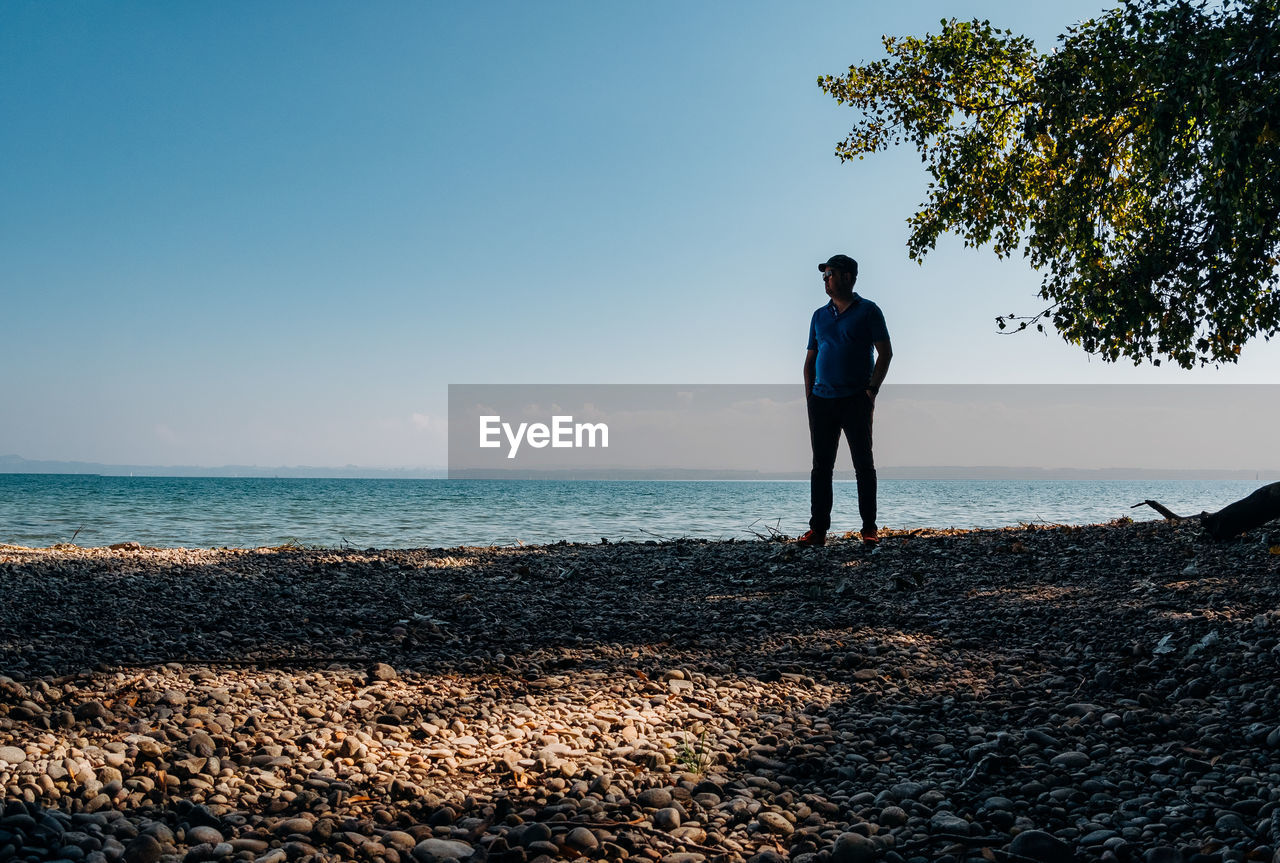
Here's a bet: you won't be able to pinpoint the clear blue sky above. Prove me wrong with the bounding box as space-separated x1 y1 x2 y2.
4 2 1277 468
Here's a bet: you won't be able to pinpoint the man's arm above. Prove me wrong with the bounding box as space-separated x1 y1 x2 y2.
867 339 892 398
804 349 817 397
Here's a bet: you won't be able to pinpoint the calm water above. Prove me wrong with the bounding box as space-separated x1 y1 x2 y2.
0 474 1264 549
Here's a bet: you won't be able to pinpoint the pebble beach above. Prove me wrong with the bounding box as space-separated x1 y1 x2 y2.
2 520 1280 863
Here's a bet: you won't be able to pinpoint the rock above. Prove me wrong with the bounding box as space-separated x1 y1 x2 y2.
369 662 397 681
142 824 175 844
384 832 417 853
185 842 233 862
889 781 924 801
1009 830 1074 863
671 825 708 844
919 789 948 807
1063 703 1104 717
878 805 908 827
186 731 216 758
427 806 456 827
1024 730 1060 748
832 832 879 863
653 807 682 831
186 826 222 845
281 842 318 859
124 834 164 863
566 827 598 851
1050 751 1091 769
228 839 270 853
1215 813 1248 833
930 812 970 834
0 745 26 764
0 676 29 700
516 823 552 847
74 701 113 721
638 788 675 808
1081 829 1118 846
275 817 312 836
691 778 723 798
757 812 794 835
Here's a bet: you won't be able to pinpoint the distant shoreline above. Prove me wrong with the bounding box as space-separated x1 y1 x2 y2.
2 461 1277 482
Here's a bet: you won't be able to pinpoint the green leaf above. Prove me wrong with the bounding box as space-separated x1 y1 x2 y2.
820 0 1280 368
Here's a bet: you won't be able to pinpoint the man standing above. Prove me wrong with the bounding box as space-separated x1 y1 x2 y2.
798 254 892 548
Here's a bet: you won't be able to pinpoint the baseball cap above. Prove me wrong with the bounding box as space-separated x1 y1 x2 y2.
818 254 859 277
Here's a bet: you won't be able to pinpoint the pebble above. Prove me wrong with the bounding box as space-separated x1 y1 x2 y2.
931 812 971 834
566 826 598 851
1010 829 1074 863
369 662 397 681
73 700 112 721
1082 829 1119 846
653 807 682 831
1050 751 1092 769
879 805 908 827
123 835 163 863
186 826 222 845
638 788 675 808
832 832 878 863
756 812 793 835
412 838 473 861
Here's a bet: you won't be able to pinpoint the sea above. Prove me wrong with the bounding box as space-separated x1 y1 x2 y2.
0 474 1266 550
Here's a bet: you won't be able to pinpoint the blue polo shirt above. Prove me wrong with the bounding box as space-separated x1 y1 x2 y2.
807 294 889 398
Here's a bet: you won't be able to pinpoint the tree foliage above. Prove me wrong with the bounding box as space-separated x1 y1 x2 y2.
820 0 1280 367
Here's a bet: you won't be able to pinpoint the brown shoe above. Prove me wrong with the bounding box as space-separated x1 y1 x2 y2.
796 530 827 547
861 529 880 548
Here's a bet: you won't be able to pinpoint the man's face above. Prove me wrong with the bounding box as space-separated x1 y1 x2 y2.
823 267 851 298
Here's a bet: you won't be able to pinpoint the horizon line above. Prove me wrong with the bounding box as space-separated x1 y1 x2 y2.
2 455 1277 482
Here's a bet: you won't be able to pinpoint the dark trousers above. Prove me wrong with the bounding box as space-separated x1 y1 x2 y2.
808 393 876 535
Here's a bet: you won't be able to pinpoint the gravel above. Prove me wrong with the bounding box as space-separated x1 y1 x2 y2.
1 518 1279 863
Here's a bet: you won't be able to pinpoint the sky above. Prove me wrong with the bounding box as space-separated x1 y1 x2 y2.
3 1 1278 470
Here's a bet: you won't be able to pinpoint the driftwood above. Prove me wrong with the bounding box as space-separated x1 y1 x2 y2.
1133 481 1280 541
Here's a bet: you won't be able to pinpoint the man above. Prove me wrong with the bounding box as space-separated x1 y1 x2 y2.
798 254 892 548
